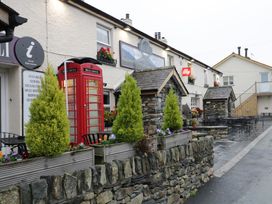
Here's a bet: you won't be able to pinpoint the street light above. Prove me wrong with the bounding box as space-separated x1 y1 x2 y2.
0 1 27 43
64 60 73 116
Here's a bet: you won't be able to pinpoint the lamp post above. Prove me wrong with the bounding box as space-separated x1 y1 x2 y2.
64 60 73 116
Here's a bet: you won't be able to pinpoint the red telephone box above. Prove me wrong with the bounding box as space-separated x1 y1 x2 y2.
58 58 104 145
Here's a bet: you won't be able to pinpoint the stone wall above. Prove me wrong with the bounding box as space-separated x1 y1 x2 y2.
191 126 228 140
204 100 228 121
0 137 213 204
142 78 183 136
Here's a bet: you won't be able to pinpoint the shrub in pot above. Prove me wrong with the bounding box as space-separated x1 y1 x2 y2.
26 67 70 157
112 74 144 143
162 88 183 131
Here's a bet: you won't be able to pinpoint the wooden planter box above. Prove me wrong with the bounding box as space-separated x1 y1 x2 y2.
157 130 192 150
0 147 94 188
92 143 135 164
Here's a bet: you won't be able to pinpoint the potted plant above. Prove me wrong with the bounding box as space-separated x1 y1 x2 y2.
188 75 195 85
104 110 117 127
192 119 198 129
97 47 117 66
93 74 144 163
157 88 192 150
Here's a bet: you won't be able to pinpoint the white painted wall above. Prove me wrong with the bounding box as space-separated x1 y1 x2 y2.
216 55 272 97
1 0 221 134
257 96 272 114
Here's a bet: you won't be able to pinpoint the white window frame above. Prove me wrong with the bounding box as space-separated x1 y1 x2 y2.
191 97 199 107
223 76 234 86
96 24 111 50
167 55 174 66
103 90 110 107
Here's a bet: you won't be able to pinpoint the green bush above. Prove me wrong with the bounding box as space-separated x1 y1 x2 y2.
112 74 144 143
26 67 70 157
162 88 183 131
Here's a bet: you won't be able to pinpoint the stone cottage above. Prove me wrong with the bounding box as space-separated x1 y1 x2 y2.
203 86 236 122
132 66 188 135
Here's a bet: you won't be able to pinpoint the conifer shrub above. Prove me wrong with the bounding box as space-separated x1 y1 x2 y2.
112 74 144 143
162 88 183 131
26 67 70 157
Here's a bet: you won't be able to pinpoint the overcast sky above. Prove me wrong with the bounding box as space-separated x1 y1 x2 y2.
86 0 272 66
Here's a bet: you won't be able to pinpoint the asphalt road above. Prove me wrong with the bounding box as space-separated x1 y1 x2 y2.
186 125 272 204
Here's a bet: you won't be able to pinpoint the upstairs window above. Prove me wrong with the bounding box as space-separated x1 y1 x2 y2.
97 24 111 51
223 76 234 86
167 55 174 66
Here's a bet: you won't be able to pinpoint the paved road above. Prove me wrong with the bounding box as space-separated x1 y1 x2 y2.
186 125 272 204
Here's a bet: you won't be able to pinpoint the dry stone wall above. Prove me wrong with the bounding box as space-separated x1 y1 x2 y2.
0 136 213 204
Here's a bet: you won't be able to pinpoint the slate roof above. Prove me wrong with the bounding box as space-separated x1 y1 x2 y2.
132 66 188 95
203 86 236 100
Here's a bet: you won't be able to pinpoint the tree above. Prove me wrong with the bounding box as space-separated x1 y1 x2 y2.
162 88 183 131
112 74 144 143
26 67 70 156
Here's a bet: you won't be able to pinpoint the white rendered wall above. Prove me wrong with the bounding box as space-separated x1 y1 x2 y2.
216 56 272 97
1 0 221 135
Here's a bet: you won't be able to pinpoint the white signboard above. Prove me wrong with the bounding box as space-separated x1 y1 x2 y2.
23 70 44 134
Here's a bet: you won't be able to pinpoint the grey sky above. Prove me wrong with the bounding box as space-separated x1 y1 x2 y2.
86 0 272 67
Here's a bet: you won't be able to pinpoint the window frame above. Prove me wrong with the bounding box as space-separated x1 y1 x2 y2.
103 90 110 107
223 76 234 86
96 24 112 50
167 54 174 66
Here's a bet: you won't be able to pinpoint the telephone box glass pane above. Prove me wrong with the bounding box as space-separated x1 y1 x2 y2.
64 78 77 143
89 103 98 109
86 78 102 134
90 95 98 102
90 119 99 126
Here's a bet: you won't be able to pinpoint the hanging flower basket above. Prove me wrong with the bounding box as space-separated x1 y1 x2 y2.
97 47 117 67
188 75 195 85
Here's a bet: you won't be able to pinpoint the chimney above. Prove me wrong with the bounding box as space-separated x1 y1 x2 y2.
161 37 168 44
155 32 158 39
237 46 241 55
158 32 161 40
245 48 248 58
121 13 132 26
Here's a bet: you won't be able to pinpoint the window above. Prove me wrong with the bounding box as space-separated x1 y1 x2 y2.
97 24 111 51
223 76 234 86
104 91 110 106
167 55 174 66
191 97 199 107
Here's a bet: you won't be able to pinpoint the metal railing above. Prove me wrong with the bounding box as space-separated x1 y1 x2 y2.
234 81 272 108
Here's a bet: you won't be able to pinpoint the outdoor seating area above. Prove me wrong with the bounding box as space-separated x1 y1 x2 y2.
0 132 28 162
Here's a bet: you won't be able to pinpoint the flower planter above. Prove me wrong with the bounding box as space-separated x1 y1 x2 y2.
97 56 117 67
0 147 94 188
157 130 192 150
92 142 135 164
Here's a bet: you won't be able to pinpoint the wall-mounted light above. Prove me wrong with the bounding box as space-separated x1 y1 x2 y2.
124 25 131 31
165 47 170 51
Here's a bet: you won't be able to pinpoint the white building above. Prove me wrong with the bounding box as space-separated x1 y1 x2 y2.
1 0 221 135
214 47 272 117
